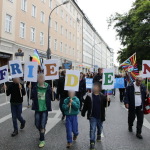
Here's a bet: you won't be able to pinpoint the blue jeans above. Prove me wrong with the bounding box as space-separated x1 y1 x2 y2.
11 104 25 131
89 117 103 143
35 111 48 141
66 115 79 143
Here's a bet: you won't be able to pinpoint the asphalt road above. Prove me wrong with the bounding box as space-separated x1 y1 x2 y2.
0 90 150 150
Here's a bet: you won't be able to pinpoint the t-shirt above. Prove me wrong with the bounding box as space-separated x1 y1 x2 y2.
92 94 101 119
37 83 48 111
134 83 142 107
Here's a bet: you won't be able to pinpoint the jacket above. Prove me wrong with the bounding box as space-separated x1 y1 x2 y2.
6 83 26 103
62 96 80 116
93 73 103 84
31 83 52 111
81 93 110 121
124 83 147 111
76 78 86 98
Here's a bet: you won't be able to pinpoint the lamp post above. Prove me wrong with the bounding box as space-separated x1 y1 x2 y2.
47 0 70 59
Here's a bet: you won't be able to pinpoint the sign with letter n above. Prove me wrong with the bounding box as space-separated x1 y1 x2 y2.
102 69 115 90
142 60 150 78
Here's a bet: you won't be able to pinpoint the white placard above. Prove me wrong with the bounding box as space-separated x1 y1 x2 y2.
9 60 23 78
102 68 115 90
0 65 9 84
142 60 150 78
65 70 80 92
24 62 38 82
44 59 59 80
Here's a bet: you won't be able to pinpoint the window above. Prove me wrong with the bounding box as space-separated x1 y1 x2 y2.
20 22 25 38
55 21 58 31
61 10 63 18
21 0 27 11
5 14 12 33
32 5 36 17
49 0 52 8
40 11 45 23
40 32 44 45
8 0 13 3
69 32 71 40
60 25 63 35
60 42 63 52
65 29 67 38
55 4 59 14
54 39 57 51
70 18 72 26
65 44 67 53
72 48 74 56
31 27 35 42
66 15 68 22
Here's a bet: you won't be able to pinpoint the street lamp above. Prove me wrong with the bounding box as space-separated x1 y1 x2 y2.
47 0 70 59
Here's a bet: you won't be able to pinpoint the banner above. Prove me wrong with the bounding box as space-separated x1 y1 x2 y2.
44 59 59 80
114 78 125 89
65 70 80 91
62 62 72 69
0 65 9 84
102 69 114 90
9 60 23 78
90 68 94 72
142 60 150 78
24 62 38 82
86 78 93 89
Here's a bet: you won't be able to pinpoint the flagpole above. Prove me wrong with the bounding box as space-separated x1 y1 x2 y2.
119 52 136 67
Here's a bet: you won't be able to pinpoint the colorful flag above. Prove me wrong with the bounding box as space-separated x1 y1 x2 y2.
120 53 139 82
32 49 41 65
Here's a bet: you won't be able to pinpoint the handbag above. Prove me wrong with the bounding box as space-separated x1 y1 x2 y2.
144 97 150 115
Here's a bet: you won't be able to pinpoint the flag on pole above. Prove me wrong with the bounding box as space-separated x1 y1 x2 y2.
120 53 139 82
32 49 41 65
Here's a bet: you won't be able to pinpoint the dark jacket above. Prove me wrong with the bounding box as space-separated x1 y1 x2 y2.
76 78 86 98
56 76 68 100
31 83 52 111
124 83 147 111
93 73 103 84
6 83 26 103
81 93 110 121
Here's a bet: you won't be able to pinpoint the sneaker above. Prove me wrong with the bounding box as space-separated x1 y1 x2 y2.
20 120 26 129
73 135 78 141
136 134 143 139
11 130 18 137
90 143 95 150
97 135 101 142
66 143 72 149
61 115 65 121
39 141 45 148
128 126 133 132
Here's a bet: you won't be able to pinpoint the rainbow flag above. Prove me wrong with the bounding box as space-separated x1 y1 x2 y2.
32 49 41 65
120 53 139 82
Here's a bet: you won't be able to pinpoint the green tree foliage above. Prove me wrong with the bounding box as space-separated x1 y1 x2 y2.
108 0 150 69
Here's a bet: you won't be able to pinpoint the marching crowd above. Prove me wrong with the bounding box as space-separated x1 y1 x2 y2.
2 68 149 150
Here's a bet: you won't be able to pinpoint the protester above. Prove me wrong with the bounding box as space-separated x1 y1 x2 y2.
62 91 80 149
31 74 52 148
56 71 68 120
93 68 103 84
5 78 26 137
76 72 86 110
82 82 110 150
124 76 147 139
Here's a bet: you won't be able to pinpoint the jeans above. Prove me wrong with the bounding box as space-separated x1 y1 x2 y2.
66 115 79 143
119 88 125 102
90 117 103 143
11 103 25 131
128 106 144 134
35 111 48 141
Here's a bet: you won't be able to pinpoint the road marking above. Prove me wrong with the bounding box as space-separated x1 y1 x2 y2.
121 104 150 130
0 107 27 124
0 102 10 107
46 110 62 134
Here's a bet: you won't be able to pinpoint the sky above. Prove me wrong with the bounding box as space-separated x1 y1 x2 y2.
77 0 135 65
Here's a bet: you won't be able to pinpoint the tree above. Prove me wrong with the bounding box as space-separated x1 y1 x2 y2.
108 0 150 69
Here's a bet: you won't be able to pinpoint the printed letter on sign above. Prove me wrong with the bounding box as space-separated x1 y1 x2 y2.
44 59 59 80
9 60 23 78
142 60 150 78
0 65 9 84
65 70 80 91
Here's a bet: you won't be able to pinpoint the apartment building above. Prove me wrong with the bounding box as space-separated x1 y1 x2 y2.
0 0 83 70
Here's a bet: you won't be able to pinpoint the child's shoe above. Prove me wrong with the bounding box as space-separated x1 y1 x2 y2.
66 143 72 148
90 142 95 150
39 141 45 148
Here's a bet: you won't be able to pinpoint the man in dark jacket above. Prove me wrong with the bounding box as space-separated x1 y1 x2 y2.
93 68 103 84
31 73 52 148
76 72 86 109
124 76 147 139
82 82 110 150
5 78 26 137
56 71 68 120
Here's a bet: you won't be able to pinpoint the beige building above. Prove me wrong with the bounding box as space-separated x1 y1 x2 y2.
0 0 83 70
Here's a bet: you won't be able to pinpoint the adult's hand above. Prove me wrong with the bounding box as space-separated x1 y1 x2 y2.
125 104 129 109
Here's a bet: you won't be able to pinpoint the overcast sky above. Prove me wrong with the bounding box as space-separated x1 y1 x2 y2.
77 0 135 65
